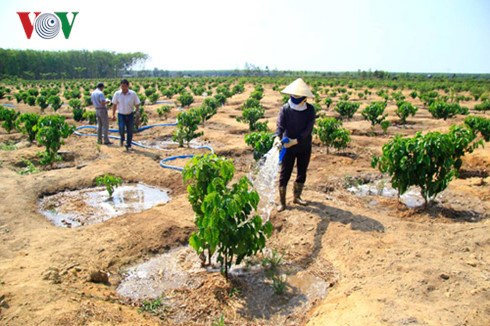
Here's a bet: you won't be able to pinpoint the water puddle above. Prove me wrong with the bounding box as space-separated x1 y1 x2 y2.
248 147 280 222
347 180 425 208
39 183 170 227
138 138 204 150
117 246 203 301
117 246 330 323
155 100 175 105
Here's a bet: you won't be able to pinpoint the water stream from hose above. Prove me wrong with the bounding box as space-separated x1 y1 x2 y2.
248 147 281 223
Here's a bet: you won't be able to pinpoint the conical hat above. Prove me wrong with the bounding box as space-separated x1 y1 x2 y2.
281 78 314 98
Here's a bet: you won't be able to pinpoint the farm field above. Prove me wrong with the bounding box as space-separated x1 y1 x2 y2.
0 76 489 325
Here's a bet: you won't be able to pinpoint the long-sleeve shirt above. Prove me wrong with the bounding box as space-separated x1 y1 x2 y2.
275 103 316 149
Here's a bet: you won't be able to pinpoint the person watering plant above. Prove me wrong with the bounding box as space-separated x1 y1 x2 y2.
273 78 316 212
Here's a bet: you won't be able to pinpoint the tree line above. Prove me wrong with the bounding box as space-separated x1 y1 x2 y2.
0 49 148 80
1 48 489 81
132 68 490 80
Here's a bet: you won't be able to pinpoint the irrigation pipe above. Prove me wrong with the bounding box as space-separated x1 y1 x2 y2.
74 123 213 171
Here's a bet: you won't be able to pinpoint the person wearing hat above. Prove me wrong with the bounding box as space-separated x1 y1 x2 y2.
91 82 112 145
274 78 316 212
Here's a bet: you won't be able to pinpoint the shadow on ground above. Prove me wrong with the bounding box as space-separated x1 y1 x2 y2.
292 201 385 267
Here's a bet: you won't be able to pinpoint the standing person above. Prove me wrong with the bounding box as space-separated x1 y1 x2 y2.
274 78 316 212
112 79 140 151
91 82 112 145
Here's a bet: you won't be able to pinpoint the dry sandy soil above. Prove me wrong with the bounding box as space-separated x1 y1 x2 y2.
0 84 489 325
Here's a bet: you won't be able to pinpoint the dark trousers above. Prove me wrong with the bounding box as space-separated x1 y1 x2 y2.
279 145 312 187
118 112 134 147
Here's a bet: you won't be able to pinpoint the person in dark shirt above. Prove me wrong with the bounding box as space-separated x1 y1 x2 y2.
274 78 316 212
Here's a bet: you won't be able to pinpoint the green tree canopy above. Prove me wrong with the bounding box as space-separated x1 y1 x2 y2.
0 49 148 79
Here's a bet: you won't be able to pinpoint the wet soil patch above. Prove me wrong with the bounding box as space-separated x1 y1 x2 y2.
38 183 170 228
427 205 488 222
116 246 333 325
348 177 489 221
457 168 488 179
138 138 205 151
335 151 359 159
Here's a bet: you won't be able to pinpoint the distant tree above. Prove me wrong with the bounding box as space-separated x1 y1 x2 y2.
15 113 40 142
48 95 63 112
0 49 148 79
214 93 227 106
238 107 265 131
314 117 351 153
396 101 418 124
157 105 172 119
335 101 360 120
173 109 203 147
361 101 387 128
178 92 194 107
0 106 20 133
428 101 468 120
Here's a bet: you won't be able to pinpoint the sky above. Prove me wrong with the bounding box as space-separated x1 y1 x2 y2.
1 0 489 73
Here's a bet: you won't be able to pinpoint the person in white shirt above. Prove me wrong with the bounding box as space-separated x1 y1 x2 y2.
91 82 112 145
112 79 140 151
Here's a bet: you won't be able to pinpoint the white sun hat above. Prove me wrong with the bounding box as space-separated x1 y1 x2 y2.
281 78 314 98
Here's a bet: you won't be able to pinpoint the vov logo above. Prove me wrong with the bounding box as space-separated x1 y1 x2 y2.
17 12 79 39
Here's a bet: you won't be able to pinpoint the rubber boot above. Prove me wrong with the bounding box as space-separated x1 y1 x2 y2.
293 182 307 206
277 186 287 212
